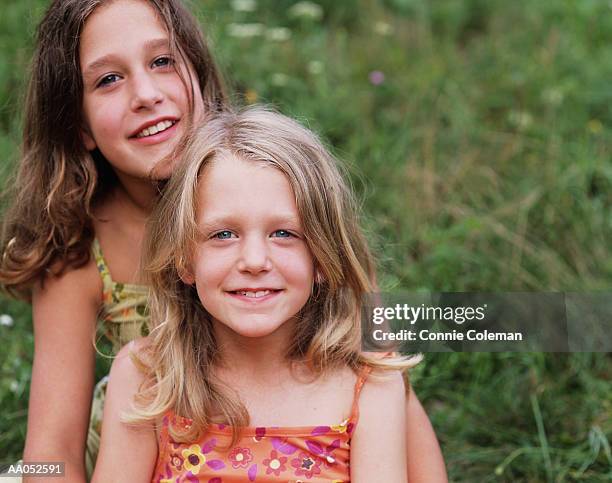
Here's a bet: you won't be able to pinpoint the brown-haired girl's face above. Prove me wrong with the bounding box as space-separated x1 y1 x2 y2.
79 0 204 182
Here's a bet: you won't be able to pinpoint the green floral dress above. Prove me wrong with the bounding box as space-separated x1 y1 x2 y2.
85 239 150 478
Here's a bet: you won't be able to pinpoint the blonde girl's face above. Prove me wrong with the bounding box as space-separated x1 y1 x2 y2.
79 0 204 182
185 155 315 340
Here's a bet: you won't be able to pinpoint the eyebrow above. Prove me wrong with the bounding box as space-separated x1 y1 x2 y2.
199 214 302 231
82 38 171 80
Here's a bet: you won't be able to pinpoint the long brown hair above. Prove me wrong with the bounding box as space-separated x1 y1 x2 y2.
0 0 226 299
130 106 419 443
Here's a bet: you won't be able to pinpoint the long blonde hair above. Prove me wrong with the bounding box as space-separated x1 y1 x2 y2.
132 106 419 442
0 0 226 299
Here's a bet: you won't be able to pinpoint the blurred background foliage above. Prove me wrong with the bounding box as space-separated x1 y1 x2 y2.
0 0 610 480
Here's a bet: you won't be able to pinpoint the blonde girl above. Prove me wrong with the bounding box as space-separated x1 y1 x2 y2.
0 0 225 479
94 106 446 482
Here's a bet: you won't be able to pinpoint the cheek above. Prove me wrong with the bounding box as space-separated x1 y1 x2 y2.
193 258 219 308
87 104 122 139
193 249 232 285
279 248 315 286
166 74 192 106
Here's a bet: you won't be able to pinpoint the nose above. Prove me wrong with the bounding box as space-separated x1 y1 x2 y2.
237 235 272 274
130 71 164 111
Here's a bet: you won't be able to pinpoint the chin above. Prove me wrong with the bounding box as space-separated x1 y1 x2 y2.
232 325 282 339
148 155 177 180
223 317 289 339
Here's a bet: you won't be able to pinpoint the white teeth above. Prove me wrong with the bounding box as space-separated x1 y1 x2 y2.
136 120 175 138
238 290 271 298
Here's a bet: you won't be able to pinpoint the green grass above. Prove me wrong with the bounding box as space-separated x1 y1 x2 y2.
1 0 611 480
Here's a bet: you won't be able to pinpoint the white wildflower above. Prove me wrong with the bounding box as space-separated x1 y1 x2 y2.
227 23 265 38
541 88 564 107
10 380 19 393
508 110 533 130
271 73 289 87
230 0 257 12
266 27 292 42
374 21 393 36
288 1 324 21
0 314 13 327
307 60 323 75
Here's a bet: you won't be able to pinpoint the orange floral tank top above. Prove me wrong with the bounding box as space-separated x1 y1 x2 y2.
152 367 372 482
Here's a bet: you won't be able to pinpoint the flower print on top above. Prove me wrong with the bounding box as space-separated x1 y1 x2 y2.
151 365 372 482
92 238 149 353
85 238 150 474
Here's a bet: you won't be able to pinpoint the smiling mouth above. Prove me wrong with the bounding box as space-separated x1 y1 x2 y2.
230 289 281 299
135 119 177 138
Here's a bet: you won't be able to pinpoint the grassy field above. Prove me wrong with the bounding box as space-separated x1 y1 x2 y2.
1 0 611 480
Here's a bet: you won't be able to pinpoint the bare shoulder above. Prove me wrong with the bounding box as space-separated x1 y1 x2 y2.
31 255 102 346
358 368 407 428
33 252 101 307
115 336 151 360
356 367 407 437
109 337 151 390
103 339 152 426
361 368 406 406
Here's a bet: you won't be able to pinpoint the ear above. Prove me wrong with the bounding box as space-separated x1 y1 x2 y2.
178 267 195 285
81 126 97 151
314 268 325 285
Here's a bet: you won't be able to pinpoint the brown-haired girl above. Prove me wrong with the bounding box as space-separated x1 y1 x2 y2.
0 0 225 479
93 106 445 482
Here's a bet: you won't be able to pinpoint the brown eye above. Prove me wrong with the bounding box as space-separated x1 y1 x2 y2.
152 56 173 68
97 73 121 87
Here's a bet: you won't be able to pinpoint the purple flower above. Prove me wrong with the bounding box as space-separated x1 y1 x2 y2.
369 70 385 85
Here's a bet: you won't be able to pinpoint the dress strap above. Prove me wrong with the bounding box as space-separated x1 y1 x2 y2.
349 365 373 426
154 414 172 478
91 238 113 291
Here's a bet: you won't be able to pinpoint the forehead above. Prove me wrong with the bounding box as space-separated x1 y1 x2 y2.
80 0 167 65
196 154 300 221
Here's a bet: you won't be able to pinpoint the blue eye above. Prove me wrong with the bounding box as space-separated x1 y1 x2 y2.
272 230 292 238
214 230 235 239
97 74 120 87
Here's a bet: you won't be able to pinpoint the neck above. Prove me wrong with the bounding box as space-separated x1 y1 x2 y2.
214 321 296 381
114 172 159 218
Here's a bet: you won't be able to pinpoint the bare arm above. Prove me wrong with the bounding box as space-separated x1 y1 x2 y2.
406 387 448 482
23 262 101 483
351 370 408 482
92 340 157 483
